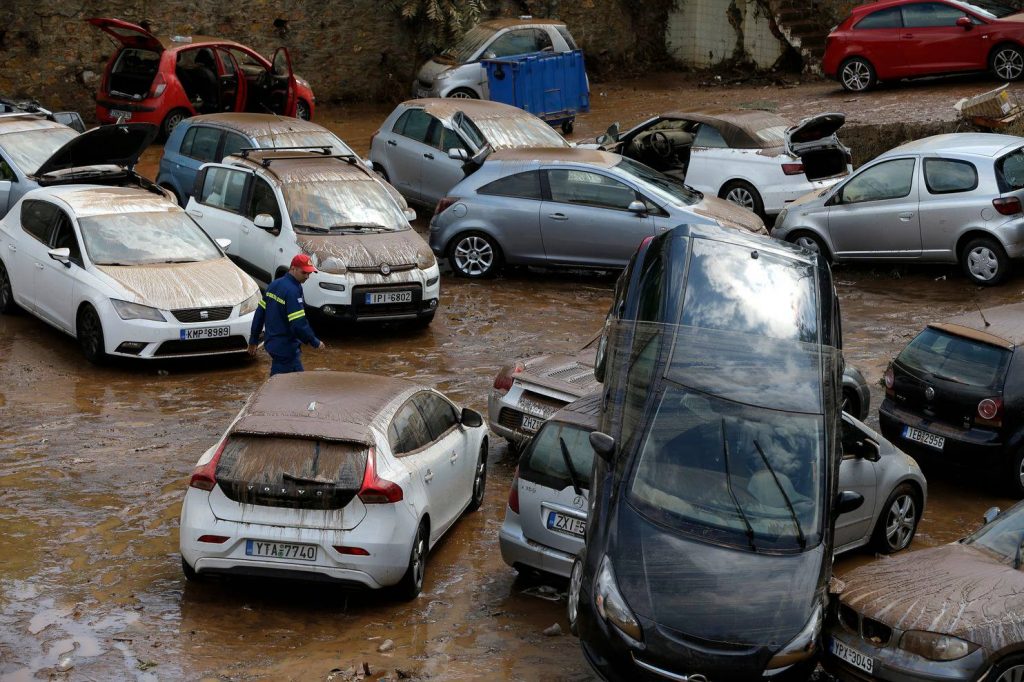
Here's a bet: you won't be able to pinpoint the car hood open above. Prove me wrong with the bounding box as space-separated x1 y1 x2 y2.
34 123 157 177
95 257 257 311
296 229 432 273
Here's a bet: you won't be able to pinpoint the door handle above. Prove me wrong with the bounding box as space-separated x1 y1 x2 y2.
34 262 44 270
424 152 435 160
7 244 15 252
449 452 458 463
188 209 203 218
242 226 250 234
386 139 397 146
898 211 914 221
548 213 568 220
424 470 434 483
901 33 914 38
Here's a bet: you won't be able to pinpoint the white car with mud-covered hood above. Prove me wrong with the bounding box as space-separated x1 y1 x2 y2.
179 370 488 599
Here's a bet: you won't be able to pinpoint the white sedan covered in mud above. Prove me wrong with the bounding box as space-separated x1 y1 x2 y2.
0 185 260 363
180 371 488 599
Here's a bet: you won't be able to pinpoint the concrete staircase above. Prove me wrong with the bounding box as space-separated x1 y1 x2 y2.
762 0 836 74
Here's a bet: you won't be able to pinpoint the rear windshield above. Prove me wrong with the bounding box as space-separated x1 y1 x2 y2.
79 210 222 265
996 147 1024 191
216 436 368 509
283 176 409 233
520 422 594 491
897 327 1011 388
0 127 79 175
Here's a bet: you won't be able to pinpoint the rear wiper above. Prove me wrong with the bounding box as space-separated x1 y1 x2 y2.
753 439 807 550
559 436 584 496
721 420 756 551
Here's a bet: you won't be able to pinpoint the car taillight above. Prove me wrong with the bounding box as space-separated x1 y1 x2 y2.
782 162 805 176
188 439 227 491
507 467 520 514
334 545 370 556
197 535 229 544
993 197 1022 215
434 196 458 216
493 361 525 393
884 365 895 396
358 448 404 504
978 397 1003 426
149 73 167 99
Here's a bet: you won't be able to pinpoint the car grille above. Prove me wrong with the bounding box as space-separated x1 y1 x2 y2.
154 336 247 356
418 78 433 90
498 407 525 430
545 362 595 385
838 603 860 633
171 306 233 323
862 616 893 646
351 284 422 317
348 264 416 274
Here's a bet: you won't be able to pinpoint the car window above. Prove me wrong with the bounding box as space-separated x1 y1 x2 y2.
412 392 460 441
228 47 265 69
389 400 433 455
393 109 434 144
536 28 553 51
182 126 222 163
0 157 14 181
897 326 1011 389
425 119 443 149
555 26 578 50
222 132 250 159
855 6 904 28
840 418 869 460
198 167 248 213
965 502 1024 561
440 126 467 153
455 113 486 150
924 158 978 194
215 48 236 76
902 2 968 27
547 169 637 210
841 158 915 203
247 177 281 227
478 171 543 200
520 422 594 491
488 29 546 57
20 199 58 244
997 147 1024 191
49 210 83 265
693 123 729 149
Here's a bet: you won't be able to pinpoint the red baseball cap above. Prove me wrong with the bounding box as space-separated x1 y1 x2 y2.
291 253 317 273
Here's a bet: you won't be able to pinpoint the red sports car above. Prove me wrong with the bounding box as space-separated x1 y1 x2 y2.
89 18 316 138
823 0 1024 92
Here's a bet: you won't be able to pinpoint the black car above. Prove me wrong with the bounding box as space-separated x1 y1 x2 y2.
571 224 861 681
880 301 1024 496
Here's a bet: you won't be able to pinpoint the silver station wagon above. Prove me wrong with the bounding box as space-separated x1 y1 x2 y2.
773 133 1024 286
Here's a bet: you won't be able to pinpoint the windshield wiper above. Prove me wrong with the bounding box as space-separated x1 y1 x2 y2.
753 439 807 550
329 224 387 233
162 259 199 263
721 420 756 551
294 223 330 232
559 437 584 496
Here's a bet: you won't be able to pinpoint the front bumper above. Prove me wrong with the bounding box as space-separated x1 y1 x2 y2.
498 509 575 578
104 311 254 359
823 626 987 681
305 268 440 323
878 399 1005 469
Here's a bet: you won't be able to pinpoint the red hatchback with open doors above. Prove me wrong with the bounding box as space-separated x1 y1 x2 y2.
824 0 1024 92
89 18 316 138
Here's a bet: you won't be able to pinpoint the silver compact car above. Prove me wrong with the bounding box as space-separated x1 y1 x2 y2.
428 148 766 278
773 133 1024 286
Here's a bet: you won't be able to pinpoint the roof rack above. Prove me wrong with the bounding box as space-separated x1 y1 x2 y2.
236 146 362 168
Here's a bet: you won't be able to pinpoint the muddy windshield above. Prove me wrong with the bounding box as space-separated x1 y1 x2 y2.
254 131 354 156
615 156 701 206
446 25 498 63
79 211 222 265
473 114 568 149
520 422 594 492
965 502 1024 562
283 177 409 234
897 327 1011 389
1 127 79 175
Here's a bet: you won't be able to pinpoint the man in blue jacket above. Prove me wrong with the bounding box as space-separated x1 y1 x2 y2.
248 254 326 375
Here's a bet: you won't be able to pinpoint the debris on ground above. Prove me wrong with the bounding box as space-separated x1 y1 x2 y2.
543 623 563 637
377 639 395 653
520 585 564 602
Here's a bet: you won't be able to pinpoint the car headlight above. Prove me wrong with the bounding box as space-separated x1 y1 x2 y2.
594 555 643 644
436 70 453 81
899 631 978 661
111 299 166 322
239 291 260 316
767 603 822 670
417 251 436 270
319 257 347 275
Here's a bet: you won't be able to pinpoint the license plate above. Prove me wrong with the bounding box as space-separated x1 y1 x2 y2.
518 397 560 418
365 291 413 305
109 109 132 120
245 539 317 562
179 326 230 340
547 511 586 537
521 415 544 433
902 425 945 450
829 637 874 674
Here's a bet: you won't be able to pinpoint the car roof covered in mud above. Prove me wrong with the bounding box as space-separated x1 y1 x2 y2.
934 301 1024 349
0 114 71 136
228 150 373 187
189 113 333 138
884 133 1024 158
548 392 601 430
480 17 566 29
230 371 421 445
406 98 542 123
488 147 619 167
38 185 179 218
659 108 792 149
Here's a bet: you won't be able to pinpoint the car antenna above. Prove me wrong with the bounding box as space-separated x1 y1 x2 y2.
974 297 991 327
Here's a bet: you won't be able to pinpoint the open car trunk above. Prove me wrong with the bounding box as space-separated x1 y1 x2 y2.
88 18 163 100
786 112 849 182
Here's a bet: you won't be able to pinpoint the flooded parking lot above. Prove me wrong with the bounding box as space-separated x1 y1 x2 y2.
3 78 1024 679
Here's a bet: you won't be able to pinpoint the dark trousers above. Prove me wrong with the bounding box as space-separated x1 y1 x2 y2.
269 352 304 376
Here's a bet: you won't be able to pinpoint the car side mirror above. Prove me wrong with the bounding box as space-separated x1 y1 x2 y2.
984 506 1001 524
596 134 609 146
404 207 417 221
836 490 864 515
47 247 71 267
589 431 616 462
460 407 484 428
825 189 841 206
606 122 620 141
482 51 497 60
448 148 469 162
859 437 881 462
53 111 85 133
215 238 231 251
627 200 647 215
956 16 973 29
254 213 275 229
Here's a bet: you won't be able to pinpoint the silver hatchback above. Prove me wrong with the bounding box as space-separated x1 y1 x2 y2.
773 133 1024 286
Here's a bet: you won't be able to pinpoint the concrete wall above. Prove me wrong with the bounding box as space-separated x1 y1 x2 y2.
667 0 784 69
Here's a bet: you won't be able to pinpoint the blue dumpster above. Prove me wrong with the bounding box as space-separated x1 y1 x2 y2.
483 50 589 134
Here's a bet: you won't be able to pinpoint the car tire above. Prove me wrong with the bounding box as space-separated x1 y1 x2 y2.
961 236 1010 286
394 521 428 601
567 556 583 636
467 443 488 512
991 656 1024 682
871 483 921 554
77 304 108 365
1005 448 1024 498
561 119 574 135
787 231 831 262
446 88 478 99
295 99 311 120
181 557 202 582
719 180 764 218
839 57 876 92
0 261 18 314
160 108 189 140
412 311 435 329
448 231 502 278
991 44 1024 82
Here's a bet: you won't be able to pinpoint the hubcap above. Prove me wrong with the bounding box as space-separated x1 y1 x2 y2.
473 452 486 500
885 495 916 550
296 102 310 120
967 246 999 280
1018 456 1024 488
568 560 583 626
996 665 1024 682
454 236 494 276
725 187 755 210
996 49 1024 80
449 90 474 99
412 532 426 589
795 235 821 254
842 61 871 91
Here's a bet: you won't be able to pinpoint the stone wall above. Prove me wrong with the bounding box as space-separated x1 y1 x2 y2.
667 0 785 70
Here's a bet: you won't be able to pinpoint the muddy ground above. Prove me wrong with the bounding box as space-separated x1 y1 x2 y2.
2 72 1024 680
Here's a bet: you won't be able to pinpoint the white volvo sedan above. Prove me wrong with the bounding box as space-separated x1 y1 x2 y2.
0 185 260 362
179 371 488 599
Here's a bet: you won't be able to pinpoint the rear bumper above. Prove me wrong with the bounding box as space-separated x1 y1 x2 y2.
498 509 575 578
878 399 1005 467
487 390 533 446
95 99 164 126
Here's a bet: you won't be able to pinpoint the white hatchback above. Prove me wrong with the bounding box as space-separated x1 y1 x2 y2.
179 371 488 599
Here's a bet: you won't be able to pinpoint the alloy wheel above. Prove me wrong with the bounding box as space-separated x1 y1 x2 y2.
449 90 474 99
842 61 871 91
411 530 426 591
567 560 583 628
1018 455 1024 491
794 235 821 254
473 454 486 501
996 665 1024 682
967 245 1000 281
995 49 1024 81
453 236 494 276
884 494 917 551
296 100 311 120
725 186 756 210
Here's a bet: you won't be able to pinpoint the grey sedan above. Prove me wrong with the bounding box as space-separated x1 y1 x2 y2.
773 133 1024 286
428 148 766 277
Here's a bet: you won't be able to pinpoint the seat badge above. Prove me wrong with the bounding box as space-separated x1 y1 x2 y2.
924 386 935 401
